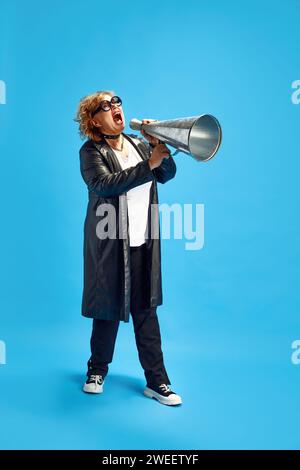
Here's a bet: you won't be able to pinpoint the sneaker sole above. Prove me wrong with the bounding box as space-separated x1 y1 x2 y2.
83 384 104 394
144 387 182 406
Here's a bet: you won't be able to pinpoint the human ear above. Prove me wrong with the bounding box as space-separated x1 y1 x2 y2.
92 120 101 128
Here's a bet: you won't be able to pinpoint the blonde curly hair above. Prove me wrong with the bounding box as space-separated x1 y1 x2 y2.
74 90 115 141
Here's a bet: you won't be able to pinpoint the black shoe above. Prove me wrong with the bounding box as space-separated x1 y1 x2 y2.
144 383 182 406
83 374 104 394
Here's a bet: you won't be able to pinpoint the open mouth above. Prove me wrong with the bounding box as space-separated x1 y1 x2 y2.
112 111 123 124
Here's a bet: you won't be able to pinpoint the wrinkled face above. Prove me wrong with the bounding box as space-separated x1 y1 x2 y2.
92 93 125 136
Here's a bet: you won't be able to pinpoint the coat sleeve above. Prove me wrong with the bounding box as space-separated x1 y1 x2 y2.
152 155 177 184
80 145 154 197
137 136 177 184
142 139 177 184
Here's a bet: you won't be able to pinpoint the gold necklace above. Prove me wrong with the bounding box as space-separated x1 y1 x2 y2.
115 136 129 160
114 134 124 152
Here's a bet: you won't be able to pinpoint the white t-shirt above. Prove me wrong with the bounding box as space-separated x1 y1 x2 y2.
113 140 152 247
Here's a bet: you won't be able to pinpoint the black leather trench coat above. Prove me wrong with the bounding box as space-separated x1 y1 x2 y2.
79 133 177 322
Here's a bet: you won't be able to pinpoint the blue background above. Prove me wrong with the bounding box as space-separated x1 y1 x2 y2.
0 0 299 450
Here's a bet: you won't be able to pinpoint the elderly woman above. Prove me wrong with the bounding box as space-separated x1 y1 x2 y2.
75 90 182 406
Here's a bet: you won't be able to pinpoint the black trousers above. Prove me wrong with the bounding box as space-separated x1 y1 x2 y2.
87 243 171 388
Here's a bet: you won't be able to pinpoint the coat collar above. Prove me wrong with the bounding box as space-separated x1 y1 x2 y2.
92 133 148 172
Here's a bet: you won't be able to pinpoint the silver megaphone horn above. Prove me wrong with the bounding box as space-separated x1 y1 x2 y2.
129 114 222 162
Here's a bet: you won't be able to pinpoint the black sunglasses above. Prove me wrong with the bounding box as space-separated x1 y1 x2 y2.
92 96 122 117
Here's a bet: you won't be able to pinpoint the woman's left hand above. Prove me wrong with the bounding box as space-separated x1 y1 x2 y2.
141 119 160 146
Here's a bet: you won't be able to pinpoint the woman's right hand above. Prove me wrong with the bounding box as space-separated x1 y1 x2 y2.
148 143 171 170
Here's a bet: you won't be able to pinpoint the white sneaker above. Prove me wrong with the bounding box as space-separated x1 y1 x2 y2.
83 375 104 394
144 383 182 406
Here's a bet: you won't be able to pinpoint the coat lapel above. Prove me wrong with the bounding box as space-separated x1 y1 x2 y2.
123 133 149 162
93 133 149 172
93 138 122 172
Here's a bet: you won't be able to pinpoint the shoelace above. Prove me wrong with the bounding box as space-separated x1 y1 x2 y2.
159 384 171 393
90 374 103 385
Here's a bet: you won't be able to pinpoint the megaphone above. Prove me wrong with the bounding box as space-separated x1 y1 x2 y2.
129 114 222 162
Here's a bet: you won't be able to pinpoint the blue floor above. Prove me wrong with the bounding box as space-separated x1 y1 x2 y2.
1 303 299 450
